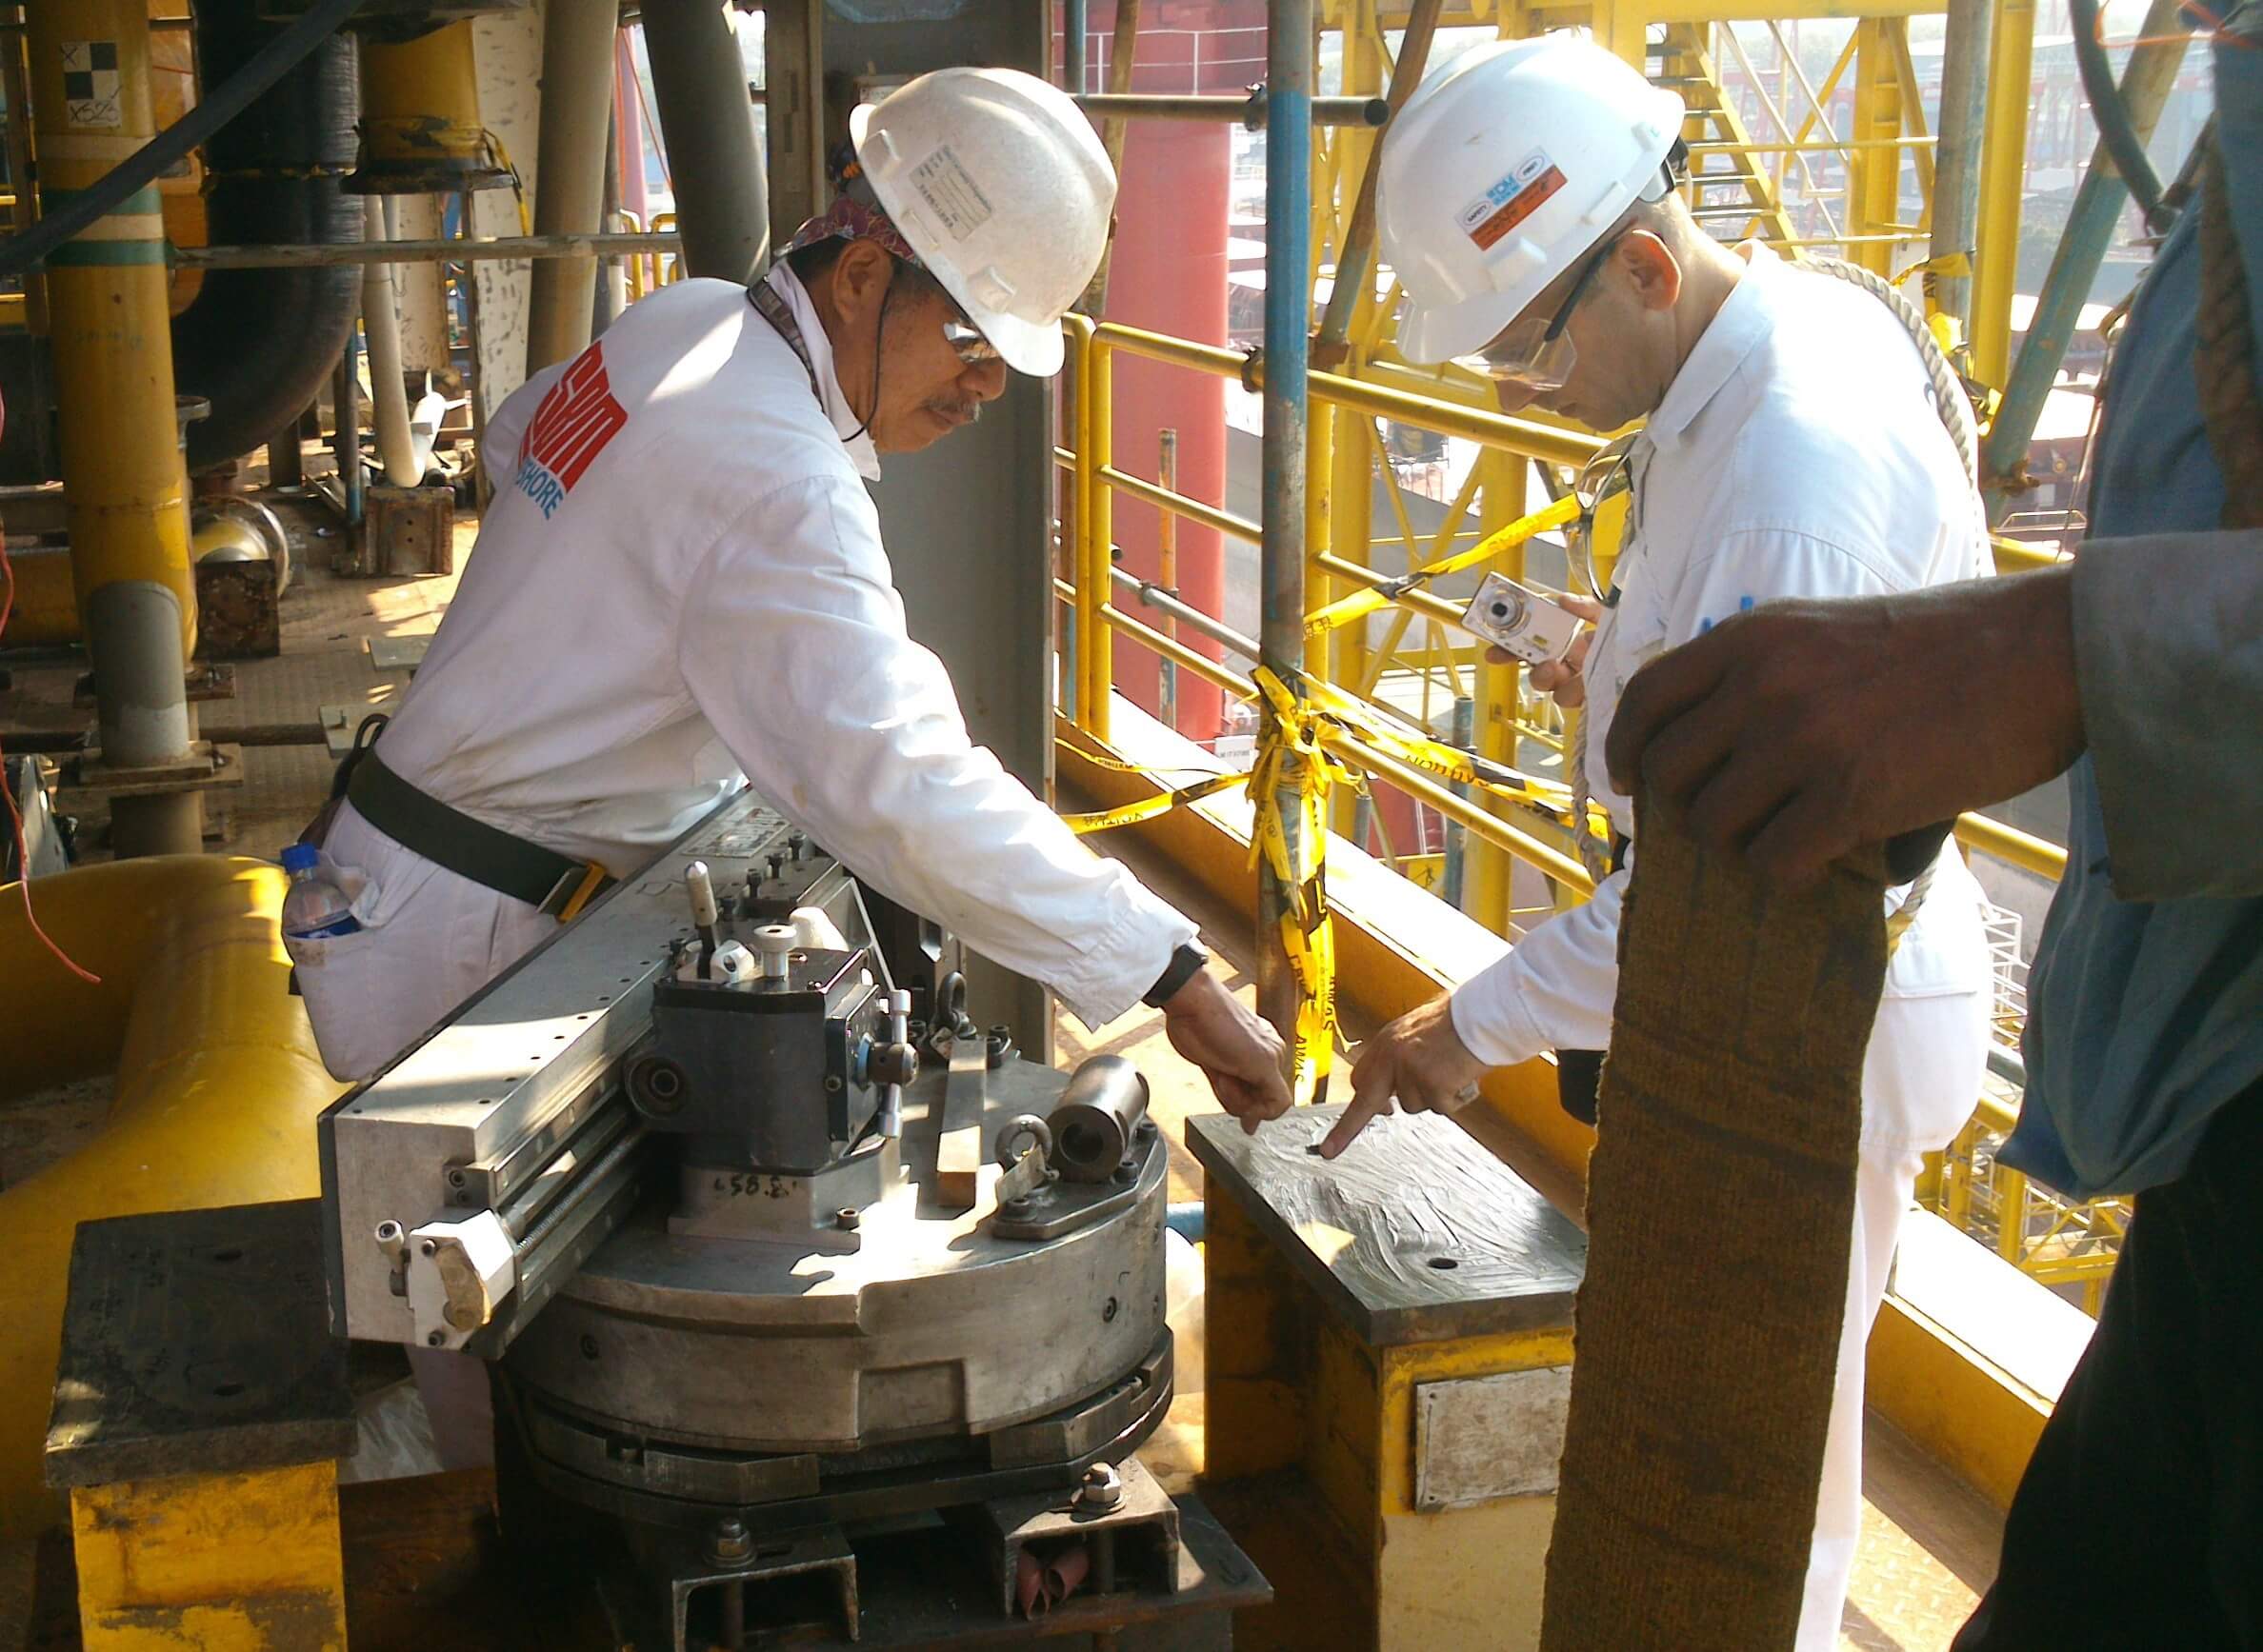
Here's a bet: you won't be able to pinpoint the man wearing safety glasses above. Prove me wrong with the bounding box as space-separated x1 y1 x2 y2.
291 68 1285 1178
1285 34 1996 1649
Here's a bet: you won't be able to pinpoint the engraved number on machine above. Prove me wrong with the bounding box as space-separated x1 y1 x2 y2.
711 1174 800 1200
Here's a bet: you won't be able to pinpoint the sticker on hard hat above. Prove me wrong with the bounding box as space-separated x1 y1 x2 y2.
909 144 995 244
1458 149 1565 252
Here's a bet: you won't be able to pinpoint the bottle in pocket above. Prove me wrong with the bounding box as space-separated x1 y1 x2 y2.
280 843 363 941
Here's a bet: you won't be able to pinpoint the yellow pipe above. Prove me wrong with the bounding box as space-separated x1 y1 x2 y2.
352 20 506 193
1992 534 2061 573
1091 319 1607 470
1956 810 2069 879
1104 464 1260 547
0 857 345 1535
25 0 196 662
1972 0 2035 387
0 547 79 647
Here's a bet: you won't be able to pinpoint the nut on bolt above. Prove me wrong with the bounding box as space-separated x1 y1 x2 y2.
710 1517 753 1564
1078 1462 1125 1512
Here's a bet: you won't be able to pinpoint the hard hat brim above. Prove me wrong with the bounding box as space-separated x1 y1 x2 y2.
850 100 1068 378
1398 285 1531 368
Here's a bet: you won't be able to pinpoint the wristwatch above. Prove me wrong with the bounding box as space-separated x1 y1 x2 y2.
1143 942 1210 1008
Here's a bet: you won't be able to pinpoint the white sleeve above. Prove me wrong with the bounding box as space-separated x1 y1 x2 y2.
1450 865 1628 1066
1670 527 1899 637
677 474 1196 1028
1447 528 1899 1067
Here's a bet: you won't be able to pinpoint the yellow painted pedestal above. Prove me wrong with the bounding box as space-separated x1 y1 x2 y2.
1190 1105 1585 1652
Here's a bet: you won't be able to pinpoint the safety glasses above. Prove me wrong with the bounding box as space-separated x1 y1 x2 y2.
1459 229 1625 392
896 260 1003 368
940 313 1002 368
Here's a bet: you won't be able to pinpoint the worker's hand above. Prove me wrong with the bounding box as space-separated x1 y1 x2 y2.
1317 993 1487 1159
1493 592 1602 708
1160 969 1293 1131
1606 567 2087 890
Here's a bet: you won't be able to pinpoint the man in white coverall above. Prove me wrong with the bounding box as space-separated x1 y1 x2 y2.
1288 37 1993 1647
290 69 1289 1462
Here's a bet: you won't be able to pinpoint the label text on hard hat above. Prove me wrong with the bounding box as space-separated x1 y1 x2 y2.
910 145 996 243
1459 149 1565 251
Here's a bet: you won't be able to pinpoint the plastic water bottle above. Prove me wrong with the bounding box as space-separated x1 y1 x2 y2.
280 843 362 941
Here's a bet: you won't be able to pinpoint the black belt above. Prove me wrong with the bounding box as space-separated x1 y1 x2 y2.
346 747 614 921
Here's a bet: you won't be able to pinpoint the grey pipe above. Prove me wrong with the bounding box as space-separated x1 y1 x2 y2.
1256 0 1315 1063
175 231 685 269
1928 0 1993 330
1073 91 1385 128
526 0 621 374
362 199 421 488
84 583 200 858
640 0 770 284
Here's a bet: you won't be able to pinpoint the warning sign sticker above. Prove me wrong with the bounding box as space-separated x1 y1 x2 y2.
908 145 995 244
61 39 123 129
1458 149 1565 252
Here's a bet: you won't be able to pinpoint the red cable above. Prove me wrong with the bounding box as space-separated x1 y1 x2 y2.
0 536 104 986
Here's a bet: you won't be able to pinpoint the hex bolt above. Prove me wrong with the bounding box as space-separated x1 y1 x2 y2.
710 1516 753 1564
1078 1462 1124 1512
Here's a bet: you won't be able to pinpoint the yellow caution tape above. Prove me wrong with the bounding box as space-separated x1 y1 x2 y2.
1899 249 1974 288
1304 493 1581 639
1054 769 1250 834
1248 667 1353 1108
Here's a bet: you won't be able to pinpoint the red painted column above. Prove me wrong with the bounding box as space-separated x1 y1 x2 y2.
1101 116 1230 745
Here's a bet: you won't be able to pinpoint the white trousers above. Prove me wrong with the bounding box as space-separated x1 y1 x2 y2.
288 802 557 1085
1795 982 1993 1650
1796 1141 1925 1652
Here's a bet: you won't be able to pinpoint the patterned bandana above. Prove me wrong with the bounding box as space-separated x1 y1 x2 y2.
784 174 921 267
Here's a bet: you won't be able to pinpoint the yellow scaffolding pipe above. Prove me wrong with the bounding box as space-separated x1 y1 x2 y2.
1972 0 2036 386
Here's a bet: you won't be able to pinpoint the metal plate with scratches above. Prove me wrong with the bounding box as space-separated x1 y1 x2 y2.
44 1199 355 1488
1187 1105 1585 1346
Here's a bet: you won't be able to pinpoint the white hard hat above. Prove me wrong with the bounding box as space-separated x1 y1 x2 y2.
1378 35 1686 365
850 67 1116 378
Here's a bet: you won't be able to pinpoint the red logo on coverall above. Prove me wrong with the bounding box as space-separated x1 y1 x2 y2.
515 344 627 518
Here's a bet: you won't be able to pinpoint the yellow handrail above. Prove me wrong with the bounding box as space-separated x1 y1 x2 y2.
1060 317 2071 910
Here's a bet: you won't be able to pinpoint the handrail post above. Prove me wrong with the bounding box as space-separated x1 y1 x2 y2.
1084 335 1117 742
1059 314 1092 726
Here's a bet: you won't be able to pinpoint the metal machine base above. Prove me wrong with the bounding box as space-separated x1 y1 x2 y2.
495 1335 1266 1650
505 1457 1265 1651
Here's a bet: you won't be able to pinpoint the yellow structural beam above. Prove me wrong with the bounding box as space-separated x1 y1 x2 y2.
1972 0 2036 386
0 858 345 1535
67 1462 348 1651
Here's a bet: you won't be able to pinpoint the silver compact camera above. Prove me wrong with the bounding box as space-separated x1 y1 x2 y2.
1459 573 1583 667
